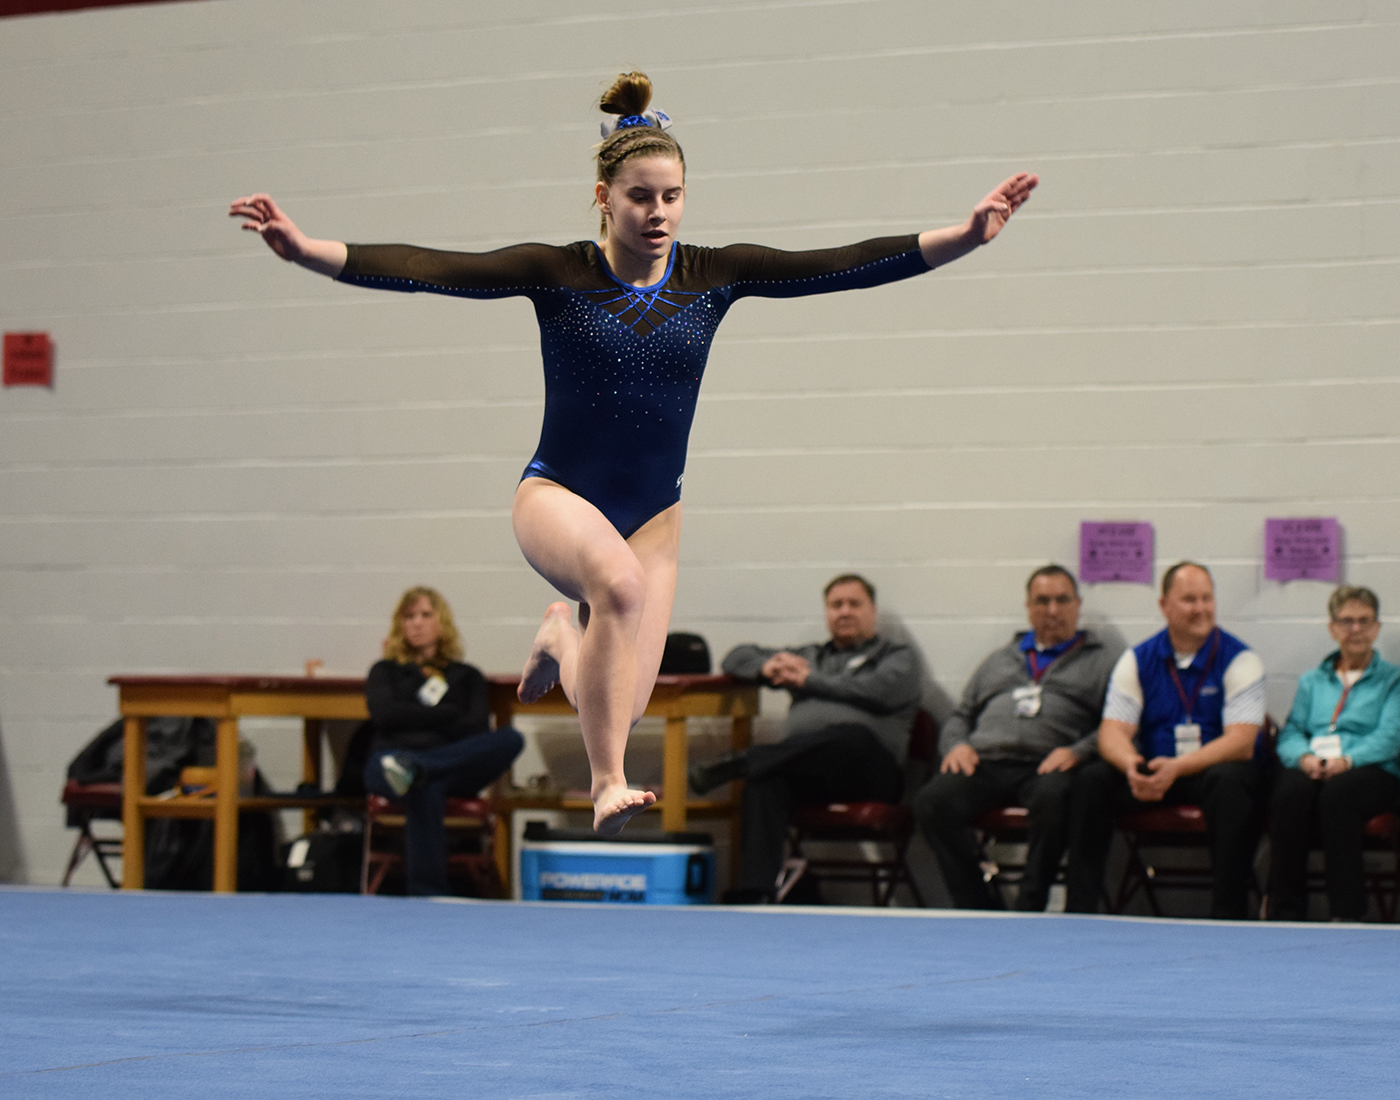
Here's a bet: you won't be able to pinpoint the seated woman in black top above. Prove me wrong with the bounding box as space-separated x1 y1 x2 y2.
364 586 523 896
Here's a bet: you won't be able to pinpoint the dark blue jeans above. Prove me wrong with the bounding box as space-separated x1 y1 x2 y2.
364 727 524 896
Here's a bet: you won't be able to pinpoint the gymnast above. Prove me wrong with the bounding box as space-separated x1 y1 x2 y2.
230 71 1037 836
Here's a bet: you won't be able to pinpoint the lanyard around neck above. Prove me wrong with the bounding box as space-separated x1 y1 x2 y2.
1027 634 1085 684
1165 628 1219 723
1329 658 1368 731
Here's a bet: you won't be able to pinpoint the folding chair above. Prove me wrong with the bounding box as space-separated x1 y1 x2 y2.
1358 812 1400 922
60 780 123 888
1291 811 1400 922
973 805 1033 907
1110 803 1218 914
361 794 503 897
776 710 938 907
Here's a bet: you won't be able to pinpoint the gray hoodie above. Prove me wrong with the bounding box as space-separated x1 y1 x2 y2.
940 628 1123 762
722 634 921 762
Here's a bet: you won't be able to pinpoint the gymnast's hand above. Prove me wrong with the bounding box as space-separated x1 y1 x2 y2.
917 171 1039 268
968 172 1039 244
228 193 348 277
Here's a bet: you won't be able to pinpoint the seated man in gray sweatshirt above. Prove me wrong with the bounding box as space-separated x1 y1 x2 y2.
691 574 922 904
914 565 1122 910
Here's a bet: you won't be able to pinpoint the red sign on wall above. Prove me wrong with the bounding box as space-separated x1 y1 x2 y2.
3 332 53 387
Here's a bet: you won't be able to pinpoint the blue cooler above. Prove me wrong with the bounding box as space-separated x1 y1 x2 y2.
519 822 714 905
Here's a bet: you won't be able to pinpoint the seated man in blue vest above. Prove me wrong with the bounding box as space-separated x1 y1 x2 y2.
914 564 1122 910
1064 561 1266 919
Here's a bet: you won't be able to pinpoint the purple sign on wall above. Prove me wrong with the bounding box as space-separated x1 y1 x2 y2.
1080 522 1154 585
1265 517 1341 582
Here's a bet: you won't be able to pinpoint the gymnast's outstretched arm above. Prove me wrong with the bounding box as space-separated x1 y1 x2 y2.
231 194 569 296
918 172 1039 268
229 194 348 277
708 171 1039 298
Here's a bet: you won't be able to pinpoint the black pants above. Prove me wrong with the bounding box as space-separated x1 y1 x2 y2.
1065 757 1262 919
1267 763 1400 921
914 758 1075 911
363 727 524 896
734 724 903 896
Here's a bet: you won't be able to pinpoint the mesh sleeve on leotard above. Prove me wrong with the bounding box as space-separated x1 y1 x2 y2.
337 241 581 299
692 234 929 301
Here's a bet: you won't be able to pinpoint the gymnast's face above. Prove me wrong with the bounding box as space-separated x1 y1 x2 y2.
401 596 443 660
596 155 685 271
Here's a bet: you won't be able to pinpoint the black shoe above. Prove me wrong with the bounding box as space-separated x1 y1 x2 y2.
688 751 748 795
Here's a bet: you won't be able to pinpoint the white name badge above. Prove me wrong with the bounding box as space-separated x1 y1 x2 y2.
1173 723 1203 756
1310 733 1343 761
418 674 448 706
1013 684 1042 718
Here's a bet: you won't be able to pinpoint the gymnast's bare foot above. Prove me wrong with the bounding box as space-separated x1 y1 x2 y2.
592 784 657 836
519 602 571 703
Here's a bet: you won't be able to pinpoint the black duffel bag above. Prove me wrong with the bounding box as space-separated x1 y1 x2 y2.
660 632 710 674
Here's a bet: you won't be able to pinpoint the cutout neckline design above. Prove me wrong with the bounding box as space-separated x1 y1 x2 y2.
587 241 698 337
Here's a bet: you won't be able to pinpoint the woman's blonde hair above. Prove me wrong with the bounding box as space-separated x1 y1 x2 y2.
382 586 464 667
594 71 685 235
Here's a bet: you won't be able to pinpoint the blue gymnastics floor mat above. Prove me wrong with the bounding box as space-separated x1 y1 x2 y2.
2 887 1397 1099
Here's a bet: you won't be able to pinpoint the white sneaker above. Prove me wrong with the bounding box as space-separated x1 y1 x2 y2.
379 753 417 797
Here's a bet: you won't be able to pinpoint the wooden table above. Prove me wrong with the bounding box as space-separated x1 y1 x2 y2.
111 673 758 893
111 675 371 892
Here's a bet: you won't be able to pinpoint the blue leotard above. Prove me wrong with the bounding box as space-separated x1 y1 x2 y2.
338 236 929 536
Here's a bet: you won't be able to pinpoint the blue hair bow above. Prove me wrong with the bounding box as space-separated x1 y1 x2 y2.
600 108 672 139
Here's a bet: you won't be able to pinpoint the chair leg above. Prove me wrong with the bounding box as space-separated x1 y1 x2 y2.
1141 863 1164 916
774 857 809 903
902 855 926 908
876 837 914 907
1381 837 1400 923
61 826 93 887
91 837 122 889
63 819 122 889
365 856 395 895
362 813 400 896
360 818 373 894
777 829 926 907
1113 833 1160 915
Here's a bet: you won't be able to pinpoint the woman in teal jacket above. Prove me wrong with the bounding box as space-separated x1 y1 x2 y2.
1268 586 1400 920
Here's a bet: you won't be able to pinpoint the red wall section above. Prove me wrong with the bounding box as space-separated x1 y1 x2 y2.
0 0 204 17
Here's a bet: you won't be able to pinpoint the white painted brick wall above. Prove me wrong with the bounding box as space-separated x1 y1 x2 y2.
1 0 1397 883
